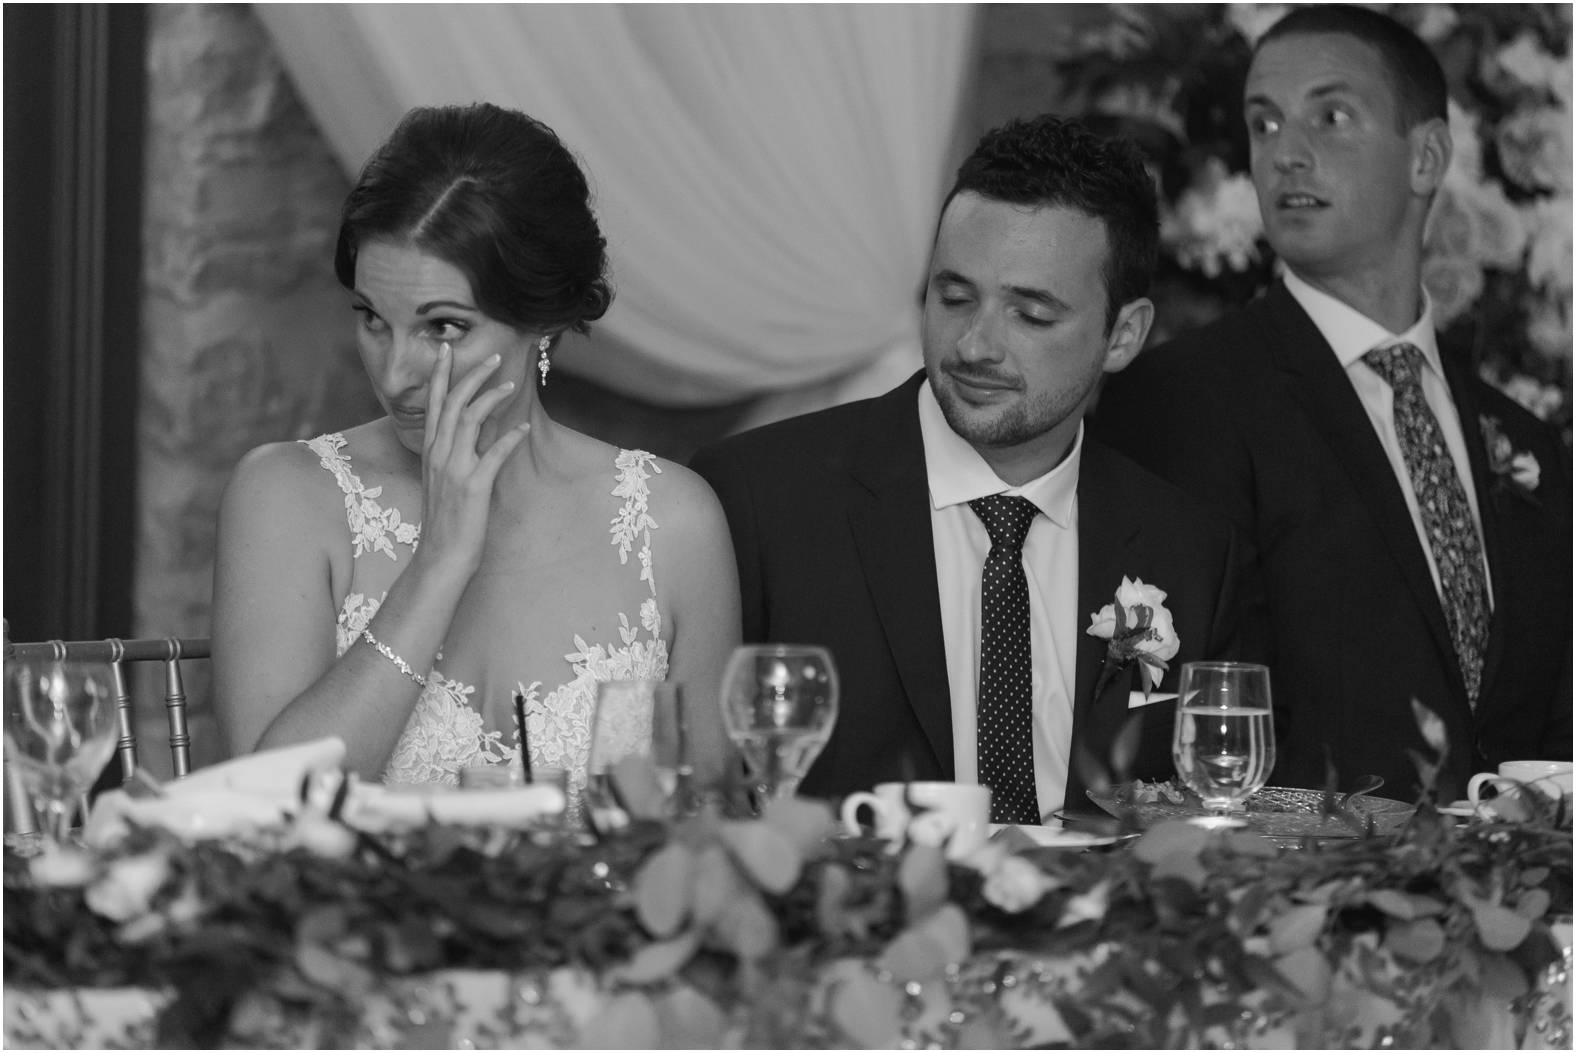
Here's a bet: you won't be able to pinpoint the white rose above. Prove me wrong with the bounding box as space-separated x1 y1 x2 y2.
85 851 171 923
1497 107 1572 194
983 855 1057 914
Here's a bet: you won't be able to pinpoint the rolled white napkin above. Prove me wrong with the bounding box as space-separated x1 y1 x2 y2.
343 782 567 833
83 737 348 847
174 737 348 796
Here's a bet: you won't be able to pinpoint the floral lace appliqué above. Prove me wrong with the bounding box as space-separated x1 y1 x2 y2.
515 451 669 799
311 438 672 791
304 434 420 560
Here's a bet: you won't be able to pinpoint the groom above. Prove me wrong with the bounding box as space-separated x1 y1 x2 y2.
692 115 1247 821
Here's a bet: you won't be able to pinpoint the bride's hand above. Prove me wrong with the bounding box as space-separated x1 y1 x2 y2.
417 343 529 576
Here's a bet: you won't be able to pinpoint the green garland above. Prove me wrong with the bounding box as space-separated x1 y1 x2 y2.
5 783 1570 1048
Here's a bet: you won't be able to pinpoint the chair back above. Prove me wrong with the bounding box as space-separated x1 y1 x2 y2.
3 634 211 781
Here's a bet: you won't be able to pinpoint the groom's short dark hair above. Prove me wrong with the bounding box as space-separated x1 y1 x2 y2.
942 114 1159 332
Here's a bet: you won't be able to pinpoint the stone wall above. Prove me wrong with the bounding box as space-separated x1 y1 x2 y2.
136 4 374 773
134 4 1087 770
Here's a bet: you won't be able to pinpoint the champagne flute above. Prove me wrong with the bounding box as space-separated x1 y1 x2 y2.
719 644 838 805
1172 661 1275 826
3 658 118 845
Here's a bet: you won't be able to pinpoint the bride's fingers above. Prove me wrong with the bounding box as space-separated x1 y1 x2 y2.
474 422 531 483
460 380 517 438
422 342 453 460
431 352 501 466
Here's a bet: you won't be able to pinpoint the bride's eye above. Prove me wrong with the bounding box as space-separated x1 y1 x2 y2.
428 319 470 343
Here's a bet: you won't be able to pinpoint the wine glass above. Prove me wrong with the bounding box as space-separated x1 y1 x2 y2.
1172 661 1275 826
719 644 838 805
3 658 119 845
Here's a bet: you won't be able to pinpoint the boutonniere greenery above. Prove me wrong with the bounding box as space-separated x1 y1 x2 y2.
1085 576 1181 702
1479 414 1541 505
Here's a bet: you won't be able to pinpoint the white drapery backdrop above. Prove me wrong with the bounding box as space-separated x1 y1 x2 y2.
254 4 979 425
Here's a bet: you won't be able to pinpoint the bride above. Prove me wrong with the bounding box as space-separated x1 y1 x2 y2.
211 103 740 791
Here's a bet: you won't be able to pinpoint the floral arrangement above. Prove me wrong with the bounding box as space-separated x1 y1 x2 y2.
5 729 1572 1049
1047 3 1573 438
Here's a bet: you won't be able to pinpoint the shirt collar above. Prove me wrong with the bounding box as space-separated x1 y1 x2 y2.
1282 267 1444 379
917 379 1080 528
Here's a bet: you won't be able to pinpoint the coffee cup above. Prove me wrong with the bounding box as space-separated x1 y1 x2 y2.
1467 760 1573 814
839 781 991 860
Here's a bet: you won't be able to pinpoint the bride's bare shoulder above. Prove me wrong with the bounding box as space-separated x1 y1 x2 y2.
221 420 402 523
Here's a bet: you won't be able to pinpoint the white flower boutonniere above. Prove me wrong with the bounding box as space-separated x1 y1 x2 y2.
1086 576 1181 700
1479 414 1541 505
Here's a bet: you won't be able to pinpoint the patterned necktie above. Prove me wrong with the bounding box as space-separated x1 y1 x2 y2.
968 494 1041 824
1363 343 1490 706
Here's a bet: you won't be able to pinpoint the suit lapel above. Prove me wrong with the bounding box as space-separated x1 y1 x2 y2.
1257 286 1464 700
1068 441 1144 801
847 373 956 776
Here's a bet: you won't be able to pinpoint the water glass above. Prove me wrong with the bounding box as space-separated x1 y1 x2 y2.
719 644 838 804
1172 661 1275 823
3 658 118 844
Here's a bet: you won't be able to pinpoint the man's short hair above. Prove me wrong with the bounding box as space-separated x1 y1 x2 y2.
943 114 1159 332
1255 5 1448 132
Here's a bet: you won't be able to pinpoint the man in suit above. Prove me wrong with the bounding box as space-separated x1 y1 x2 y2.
1095 5 1571 802
693 115 1246 821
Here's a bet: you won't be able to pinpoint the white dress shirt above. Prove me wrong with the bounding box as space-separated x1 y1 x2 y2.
1282 269 1493 607
917 380 1081 818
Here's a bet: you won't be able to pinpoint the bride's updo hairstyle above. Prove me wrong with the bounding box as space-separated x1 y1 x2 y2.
335 103 613 335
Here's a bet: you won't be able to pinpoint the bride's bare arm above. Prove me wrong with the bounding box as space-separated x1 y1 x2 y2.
654 465 743 788
211 348 528 777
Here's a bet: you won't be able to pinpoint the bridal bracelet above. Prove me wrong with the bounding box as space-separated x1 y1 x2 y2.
361 628 428 687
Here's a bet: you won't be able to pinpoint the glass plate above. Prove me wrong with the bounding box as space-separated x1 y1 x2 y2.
1086 782 1414 839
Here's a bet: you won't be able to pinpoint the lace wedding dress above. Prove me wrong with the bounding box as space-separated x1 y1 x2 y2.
304 434 669 797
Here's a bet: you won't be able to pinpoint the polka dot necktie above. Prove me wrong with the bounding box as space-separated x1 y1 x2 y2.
1364 343 1489 707
968 494 1041 825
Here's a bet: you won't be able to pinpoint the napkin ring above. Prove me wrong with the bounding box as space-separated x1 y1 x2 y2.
361 628 427 687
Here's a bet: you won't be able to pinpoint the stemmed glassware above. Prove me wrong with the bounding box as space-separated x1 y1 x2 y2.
3 658 119 845
719 644 838 806
1172 661 1275 827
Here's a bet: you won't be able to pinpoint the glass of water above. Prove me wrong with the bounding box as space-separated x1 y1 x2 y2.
1172 661 1275 824
719 644 838 805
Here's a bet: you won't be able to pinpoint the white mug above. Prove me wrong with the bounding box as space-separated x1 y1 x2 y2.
839 781 991 860
1467 760 1574 813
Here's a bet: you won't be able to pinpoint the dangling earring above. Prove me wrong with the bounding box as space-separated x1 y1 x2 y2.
537 336 551 387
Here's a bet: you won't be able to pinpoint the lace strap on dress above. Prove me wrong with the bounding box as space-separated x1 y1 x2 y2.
301 432 421 561
610 449 662 598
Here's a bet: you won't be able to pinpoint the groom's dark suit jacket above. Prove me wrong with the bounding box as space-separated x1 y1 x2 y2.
691 371 1246 807
1095 282 1572 801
